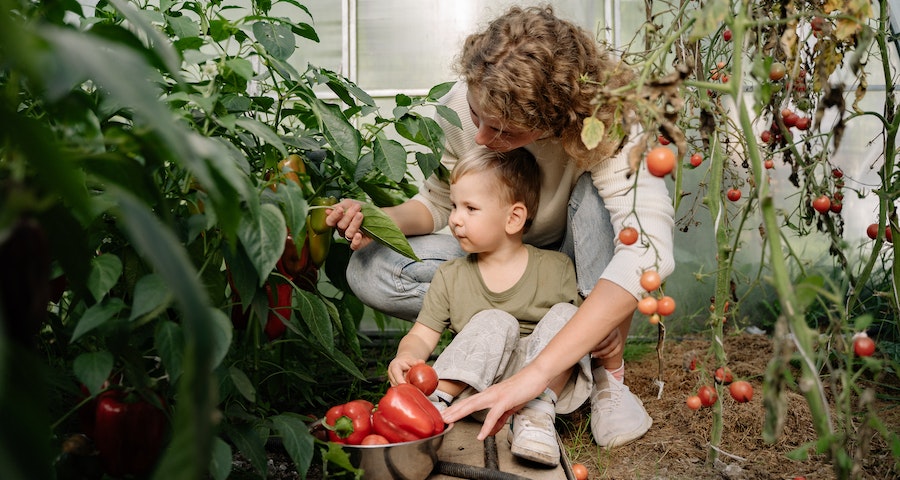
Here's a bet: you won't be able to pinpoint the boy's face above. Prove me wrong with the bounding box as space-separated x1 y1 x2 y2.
448 171 516 253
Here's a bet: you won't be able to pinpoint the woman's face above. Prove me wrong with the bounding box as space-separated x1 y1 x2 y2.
466 87 543 152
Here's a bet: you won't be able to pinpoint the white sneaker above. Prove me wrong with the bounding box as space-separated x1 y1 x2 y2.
508 394 560 466
590 368 652 448
428 390 453 412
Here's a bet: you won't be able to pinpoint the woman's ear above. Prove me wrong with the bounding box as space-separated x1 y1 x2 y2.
505 202 528 235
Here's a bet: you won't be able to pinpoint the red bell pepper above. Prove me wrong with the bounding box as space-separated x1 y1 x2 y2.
324 399 374 445
372 383 445 443
265 282 292 340
93 390 168 478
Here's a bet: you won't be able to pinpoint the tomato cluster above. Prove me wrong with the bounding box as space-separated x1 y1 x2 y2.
637 270 676 321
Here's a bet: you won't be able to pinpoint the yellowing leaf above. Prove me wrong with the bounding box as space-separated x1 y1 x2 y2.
581 116 605 150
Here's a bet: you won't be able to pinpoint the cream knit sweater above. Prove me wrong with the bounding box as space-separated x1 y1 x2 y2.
412 82 675 299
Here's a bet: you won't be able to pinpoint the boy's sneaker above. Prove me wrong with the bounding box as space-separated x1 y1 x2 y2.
508 393 559 466
590 368 652 448
428 390 453 412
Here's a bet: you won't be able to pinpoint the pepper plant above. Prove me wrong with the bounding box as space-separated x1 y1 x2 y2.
0 0 455 478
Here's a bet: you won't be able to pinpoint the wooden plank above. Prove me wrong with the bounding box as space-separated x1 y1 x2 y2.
429 419 574 479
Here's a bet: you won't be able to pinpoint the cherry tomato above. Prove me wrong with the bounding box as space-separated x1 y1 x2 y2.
361 434 390 445
690 153 703 167
686 395 702 410
714 367 733 385
854 334 875 357
729 381 753 402
811 15 825 32
760 130 772 143
572 463 589 480
812 195 831 214
867 223 879 240
648 313 661 325
723 29 732 41
640 270 662 292
795 116 810 130
406 363 439 396
832 168 844 178
637 296 658 316
727 188 742 202
646 147 676 177
657 134 670 145
698 385 717 407
656 296 676 316
619 226 639 245
764 159 775 169
769 62 786 81
830 202 842 213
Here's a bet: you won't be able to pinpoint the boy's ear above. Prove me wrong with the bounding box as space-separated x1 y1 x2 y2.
506 202 528 235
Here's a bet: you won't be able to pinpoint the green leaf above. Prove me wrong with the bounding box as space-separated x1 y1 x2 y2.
252 21 295 60
73 351 114 395
237 203 287 285
227 424 268 477
235 116 288 158
434 104 462 129
270 414 315 479
321 438 360 474
71 298 126 343
130 273 173 321
794 275 825 312
689 0 731 40
416 151 441 180
155 321 184 384
312 99 361 163
581 116 605 150
295 289 333 351
208 436 233 480
224 57 254 81
229 366 256 403
87 253 123 302
786 442 813 461
275 178 308 237
395 115 445 156
427 81 456 101
372 133 408 183
208 309 234 370
166 14 200 39
359 203 420 262
854 314 874 332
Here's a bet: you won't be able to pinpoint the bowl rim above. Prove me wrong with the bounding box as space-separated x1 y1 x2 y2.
338 422 454 449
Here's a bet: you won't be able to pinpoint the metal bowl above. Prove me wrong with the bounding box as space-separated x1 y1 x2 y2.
340 424 453 480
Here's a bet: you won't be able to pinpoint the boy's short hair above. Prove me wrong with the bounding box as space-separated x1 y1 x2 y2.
450 146 541 231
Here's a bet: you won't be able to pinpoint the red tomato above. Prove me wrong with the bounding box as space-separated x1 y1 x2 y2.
656 296 676 316
764 159 775 169
645 147 676 177
698 385 717 407
658 134 670 145
760 130 772 143
714 367 733 385
360 434 390 445
795 116 810 130
854 335 875 357
867 223 879 240
640 270 662 292
619 226 639 245
729 381 753 402
572 463 589 480
690 153 703 167
637 296 658 315
723 29 732 41
727 188 742 202
686 395 702 410
830 202 842 213
812 195 831 214
832 168 843 178
406 363 439 396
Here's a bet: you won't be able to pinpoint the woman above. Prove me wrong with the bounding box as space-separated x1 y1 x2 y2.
325 5 675 447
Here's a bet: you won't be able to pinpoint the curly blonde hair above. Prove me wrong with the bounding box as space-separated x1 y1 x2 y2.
457 5 635 169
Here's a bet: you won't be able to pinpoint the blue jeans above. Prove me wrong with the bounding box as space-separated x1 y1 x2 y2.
346 173 616 320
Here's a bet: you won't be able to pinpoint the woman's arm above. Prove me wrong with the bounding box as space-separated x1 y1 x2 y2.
441 278 636 439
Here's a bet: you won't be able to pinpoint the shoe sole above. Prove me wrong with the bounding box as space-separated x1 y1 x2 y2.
596 414 652 449
509 442 560 467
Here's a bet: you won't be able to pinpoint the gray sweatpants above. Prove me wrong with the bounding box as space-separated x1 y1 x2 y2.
432 303 592 414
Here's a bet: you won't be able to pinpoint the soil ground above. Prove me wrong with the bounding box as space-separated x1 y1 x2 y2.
233 332 900 479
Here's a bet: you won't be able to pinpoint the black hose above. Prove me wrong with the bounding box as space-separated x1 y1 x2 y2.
434 461 534 480
483 436 499 470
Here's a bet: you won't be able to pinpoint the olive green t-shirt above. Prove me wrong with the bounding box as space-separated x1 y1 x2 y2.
416 245 581 336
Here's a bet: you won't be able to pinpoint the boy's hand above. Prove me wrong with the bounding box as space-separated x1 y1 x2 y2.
387 356 425 386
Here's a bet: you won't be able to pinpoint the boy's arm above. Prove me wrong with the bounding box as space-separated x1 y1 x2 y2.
387 322 443 386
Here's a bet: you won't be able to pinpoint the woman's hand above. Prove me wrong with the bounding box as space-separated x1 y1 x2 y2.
590 327 623 360
441 369 547 440
324 199 372 250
